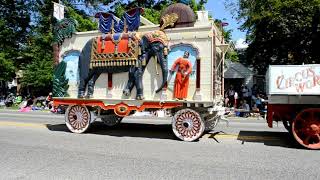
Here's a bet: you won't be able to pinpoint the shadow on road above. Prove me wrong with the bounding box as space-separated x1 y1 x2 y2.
208 130 303 149
236 130 301 149
46 122 177 140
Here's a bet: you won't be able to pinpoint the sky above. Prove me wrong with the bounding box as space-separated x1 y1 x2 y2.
205 0 248 48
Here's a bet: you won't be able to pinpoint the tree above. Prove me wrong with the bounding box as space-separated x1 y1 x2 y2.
20 0 97 95
214 19 232 43
19 0 54 95
0 53 15 81
226 50 239 62
0 0 31 81
62 0 98 31
214 19 238 62
228 0 320 74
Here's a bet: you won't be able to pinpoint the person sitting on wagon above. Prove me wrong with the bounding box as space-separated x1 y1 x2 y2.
170 51 192 100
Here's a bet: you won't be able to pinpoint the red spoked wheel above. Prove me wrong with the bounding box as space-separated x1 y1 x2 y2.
65 105 91 133
292 108 320 150
172 108 205 142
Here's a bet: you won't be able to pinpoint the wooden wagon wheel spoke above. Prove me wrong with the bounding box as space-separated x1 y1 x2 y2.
70 120 77 126
310 111 315 122
80 121 86 128
316 134 320 142
297 117 307 123
303 135 311 145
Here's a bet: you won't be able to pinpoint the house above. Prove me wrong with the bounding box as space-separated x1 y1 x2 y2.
224 59 254 92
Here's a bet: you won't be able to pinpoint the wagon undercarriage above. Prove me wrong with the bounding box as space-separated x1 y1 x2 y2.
55 98 224 141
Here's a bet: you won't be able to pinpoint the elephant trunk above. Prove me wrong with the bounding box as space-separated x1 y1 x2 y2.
155 51 168 93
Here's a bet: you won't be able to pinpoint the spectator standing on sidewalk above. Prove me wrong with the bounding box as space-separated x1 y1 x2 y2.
45 92 53 109
234 91 239 108
225 85 235 107
254 94 265 111
241 85 251 108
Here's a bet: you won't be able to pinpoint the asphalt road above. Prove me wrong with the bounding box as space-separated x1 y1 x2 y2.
0 110 319 180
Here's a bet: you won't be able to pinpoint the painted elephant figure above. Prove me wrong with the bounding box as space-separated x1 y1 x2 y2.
78 31 169 99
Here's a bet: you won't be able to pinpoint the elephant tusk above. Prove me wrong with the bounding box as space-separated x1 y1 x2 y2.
154 56 159 75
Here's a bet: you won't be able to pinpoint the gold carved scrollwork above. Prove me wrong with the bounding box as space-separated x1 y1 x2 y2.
160 13 179 31
90 33 140 68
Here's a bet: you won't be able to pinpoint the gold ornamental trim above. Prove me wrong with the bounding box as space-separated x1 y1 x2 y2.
160 13 179 31
90 35 139 68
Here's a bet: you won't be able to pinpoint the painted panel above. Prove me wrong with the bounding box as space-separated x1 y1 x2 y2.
63 51 80 97
267 65 320 95
167 45 197 83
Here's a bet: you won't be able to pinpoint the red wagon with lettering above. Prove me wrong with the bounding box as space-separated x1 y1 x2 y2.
266 64 320 149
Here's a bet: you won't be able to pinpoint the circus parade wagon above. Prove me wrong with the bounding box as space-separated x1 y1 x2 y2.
52 3 229 141
266 64 320 149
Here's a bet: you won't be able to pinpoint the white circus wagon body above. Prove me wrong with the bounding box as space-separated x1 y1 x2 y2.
53 5 228 142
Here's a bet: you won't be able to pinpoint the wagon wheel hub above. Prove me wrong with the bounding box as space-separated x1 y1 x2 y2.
306 124 320 135
292 108 320 149
182 118 193 129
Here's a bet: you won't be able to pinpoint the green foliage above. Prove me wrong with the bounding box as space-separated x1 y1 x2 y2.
53 61 69 97
230 0 320 74
143 8 162 24
19 0 54 95
21 59 53 89
21 1 97 95
226 50 239 62
222 29 232 43
0 0 31 81
0 1 30 51
65 5 97 31
214 19 233 43
189 0 207 12
0 53 15 81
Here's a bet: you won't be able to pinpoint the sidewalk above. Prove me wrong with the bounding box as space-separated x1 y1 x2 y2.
0 107 51 114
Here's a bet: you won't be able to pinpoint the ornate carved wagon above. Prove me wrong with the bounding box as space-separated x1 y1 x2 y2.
53 4 228 141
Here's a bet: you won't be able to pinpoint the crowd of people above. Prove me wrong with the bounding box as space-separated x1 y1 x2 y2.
0 92 55 112
224 84 267 118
